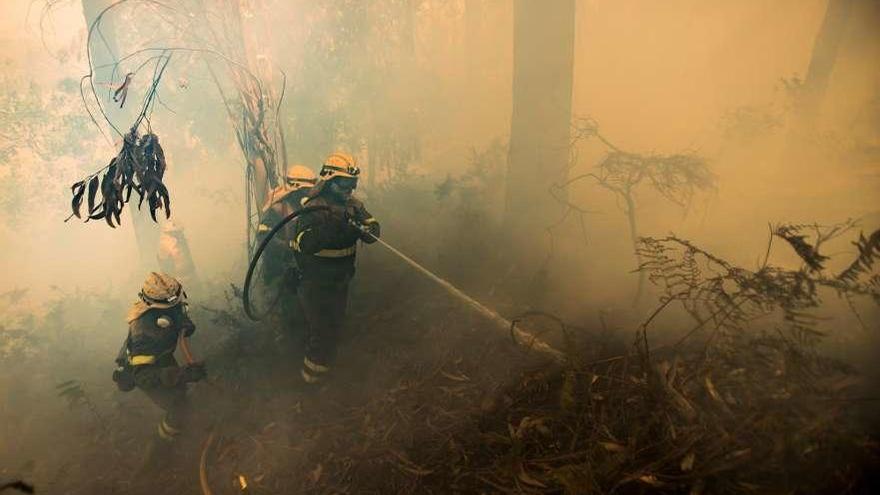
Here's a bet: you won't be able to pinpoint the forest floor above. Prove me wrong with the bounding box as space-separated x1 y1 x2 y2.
4 245 880 494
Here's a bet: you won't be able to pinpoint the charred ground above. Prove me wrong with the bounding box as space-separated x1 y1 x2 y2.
3 214 879 494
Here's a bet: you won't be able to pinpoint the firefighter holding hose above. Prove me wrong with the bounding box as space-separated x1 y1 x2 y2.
291 152 380 384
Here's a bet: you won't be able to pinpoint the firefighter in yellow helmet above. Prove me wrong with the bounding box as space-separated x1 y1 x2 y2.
256 165 318 334
112 272 205 472
258 164 318 258
291 151 380 384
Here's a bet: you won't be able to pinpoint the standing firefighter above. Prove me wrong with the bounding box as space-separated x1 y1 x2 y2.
112 272 205 471
257 165 318 334
292 152 380 384
257 164 318 285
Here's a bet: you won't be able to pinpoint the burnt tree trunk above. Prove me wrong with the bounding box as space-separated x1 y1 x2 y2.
504 0 575 240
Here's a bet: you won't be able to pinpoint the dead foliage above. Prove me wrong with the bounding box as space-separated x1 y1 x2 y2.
839 229 880 301
210 314 874 494
772 220 859 273
637 222 879 345
69 129 171 227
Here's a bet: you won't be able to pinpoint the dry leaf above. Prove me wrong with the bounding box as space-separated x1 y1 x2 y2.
440 370 470 382
507 422 517 439
309 464 323 484
704 375 722 402
517 468 547 488
600 441 627 453
680 452 695 472
390 450 434 476
638 474 663 486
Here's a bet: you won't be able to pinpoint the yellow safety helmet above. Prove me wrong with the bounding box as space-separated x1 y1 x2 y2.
285 164 317 190
319 152 360 180
139 272 185 309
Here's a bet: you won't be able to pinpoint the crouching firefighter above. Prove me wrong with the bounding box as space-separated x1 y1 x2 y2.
112 272 206 471
257 165 318 334
291 152 380 384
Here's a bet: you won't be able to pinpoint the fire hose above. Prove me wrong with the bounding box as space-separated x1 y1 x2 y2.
178 332 196 365
243 207 564 363
349 221 565 363
243 205 331 320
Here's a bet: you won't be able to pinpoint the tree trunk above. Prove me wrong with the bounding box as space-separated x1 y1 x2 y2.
504 0 575 239
81 0 118 101
624 190 645 307
799 0 855 118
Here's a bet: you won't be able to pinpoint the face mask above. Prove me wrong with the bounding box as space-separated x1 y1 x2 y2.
329 178 357 199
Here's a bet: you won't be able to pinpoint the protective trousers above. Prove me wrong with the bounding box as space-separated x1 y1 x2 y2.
276 269 306 338
297 275 351 383
135 365 190 442
132 369 190 475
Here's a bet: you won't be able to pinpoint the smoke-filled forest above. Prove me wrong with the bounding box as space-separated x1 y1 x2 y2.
1 0 879 493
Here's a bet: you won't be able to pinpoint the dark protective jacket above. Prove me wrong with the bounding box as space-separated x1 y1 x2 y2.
258 188 312 243
127 304 195 368
291 192 379 280
257 188 311 284
292 189 379 376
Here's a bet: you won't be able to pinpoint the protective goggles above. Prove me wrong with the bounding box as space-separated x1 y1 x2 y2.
286 177 317 187
330 177 359 191
320 164 360 178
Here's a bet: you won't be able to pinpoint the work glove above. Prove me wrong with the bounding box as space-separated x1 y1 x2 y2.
183 325 196 338
349 218 380 242
180 304 196 337
359 221 380 243
112 366 136 392
180 362 207 383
